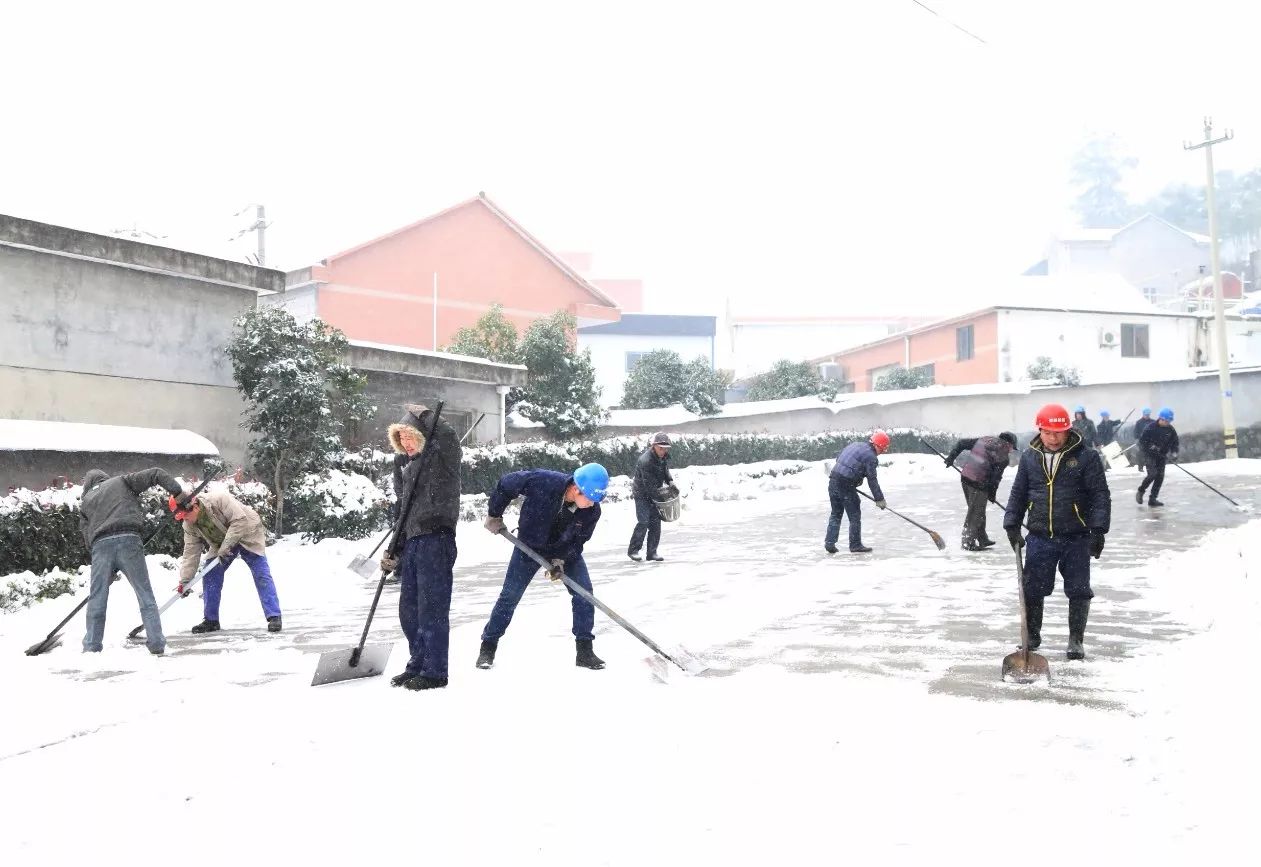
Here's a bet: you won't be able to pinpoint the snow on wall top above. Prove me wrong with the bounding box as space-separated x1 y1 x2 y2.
0 420 219 456
349 339 528 371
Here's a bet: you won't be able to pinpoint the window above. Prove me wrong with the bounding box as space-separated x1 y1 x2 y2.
914 363 935 384
1142 286 1159 304
1121 323 1149 358
625 351 646 372
956 325 975 361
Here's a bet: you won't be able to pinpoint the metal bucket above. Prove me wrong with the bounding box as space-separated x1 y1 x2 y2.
654 493 682 522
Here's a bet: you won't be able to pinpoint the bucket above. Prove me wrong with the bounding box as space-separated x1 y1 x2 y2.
654 493 682 522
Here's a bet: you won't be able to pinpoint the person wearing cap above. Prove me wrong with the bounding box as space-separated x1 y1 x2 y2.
1071 406 1098 449
79 467 184 654
1004 403 1111 661
1137 408 1179 508
478 463 610 670
172 486 281 635
628 431 677 562
381 403 462 691
824 431 890 554
1132 408 1155 473
1096 410 1120 448
944 431 1017 551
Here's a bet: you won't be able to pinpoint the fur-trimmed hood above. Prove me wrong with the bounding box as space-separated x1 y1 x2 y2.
388 404 429 454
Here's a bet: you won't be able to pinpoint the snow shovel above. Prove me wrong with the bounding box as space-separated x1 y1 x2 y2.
855 489 947 550
1002 546 1050 685
24 474 215 656
127 554 218 639
1169 461 1243 508
313 402 446 687
497 528 710 678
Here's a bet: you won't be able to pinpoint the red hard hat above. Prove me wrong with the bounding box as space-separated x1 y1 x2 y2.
1035 403 1072 432
168 495 196 521
869 430 891 451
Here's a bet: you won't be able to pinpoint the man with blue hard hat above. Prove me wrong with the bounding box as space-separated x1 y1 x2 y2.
1133 408 1154 473
478 462 611 670
1137 408 1179 507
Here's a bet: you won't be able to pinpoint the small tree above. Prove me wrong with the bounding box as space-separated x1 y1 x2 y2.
515 311 605 438
1025 356 1082 387
227 306 373 533
444 303 521 364
747 359 827 401
874 366 932 391
621 350 726 415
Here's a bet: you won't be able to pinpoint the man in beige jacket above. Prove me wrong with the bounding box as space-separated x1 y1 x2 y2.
170 488 282 634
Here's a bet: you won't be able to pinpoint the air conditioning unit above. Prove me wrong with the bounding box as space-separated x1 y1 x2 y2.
818 362 845 381
1098 327 1119 348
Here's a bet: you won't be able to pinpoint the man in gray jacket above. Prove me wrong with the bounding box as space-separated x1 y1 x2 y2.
79 467 184 655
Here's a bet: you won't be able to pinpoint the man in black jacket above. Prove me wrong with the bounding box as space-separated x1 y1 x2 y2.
382 404 462 691
945 432 1016 551
1004 403 1111 661
79 467 184 655
1137 408 1179 507
627 432 676 562
1132 408 1154 473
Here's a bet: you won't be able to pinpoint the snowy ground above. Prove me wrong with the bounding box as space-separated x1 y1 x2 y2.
2 457 1259 865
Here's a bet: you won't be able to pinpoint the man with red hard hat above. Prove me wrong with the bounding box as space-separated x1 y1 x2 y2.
1003 403 1110 660
824 430 890 554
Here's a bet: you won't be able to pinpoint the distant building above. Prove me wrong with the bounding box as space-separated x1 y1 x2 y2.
276 193 621 352
578 314 717 407
813 274 1261 391
725 312 931 379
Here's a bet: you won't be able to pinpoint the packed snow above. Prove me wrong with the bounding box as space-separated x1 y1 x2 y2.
0 419 219 455
1 457 1258 864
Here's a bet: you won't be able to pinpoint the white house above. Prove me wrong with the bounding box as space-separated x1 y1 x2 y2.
577 313 717 407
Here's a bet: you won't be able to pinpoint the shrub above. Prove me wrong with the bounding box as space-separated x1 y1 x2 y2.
288 469 391 543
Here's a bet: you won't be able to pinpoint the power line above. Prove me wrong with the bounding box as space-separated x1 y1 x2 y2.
911 0 987 45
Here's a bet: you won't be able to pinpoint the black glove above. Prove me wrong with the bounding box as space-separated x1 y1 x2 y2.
1090 533 1105 559
1006 527 1024 550
944 457 954 467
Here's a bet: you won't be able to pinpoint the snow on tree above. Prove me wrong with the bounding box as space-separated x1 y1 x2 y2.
444 303 522 364
1025 356 1081 387
747 359 838 400
513 311 605 439
226 306 373 533
621 349 725 415
873 366 932 391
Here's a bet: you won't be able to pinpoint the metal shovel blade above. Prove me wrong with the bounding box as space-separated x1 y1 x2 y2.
1001 647 1051 685
310 643 393 686
347 555 379 580
644 645 713 682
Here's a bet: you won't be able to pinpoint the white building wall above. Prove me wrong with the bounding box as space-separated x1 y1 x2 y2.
578 332 714 407
1109 221 1209 306
997 309 1196 384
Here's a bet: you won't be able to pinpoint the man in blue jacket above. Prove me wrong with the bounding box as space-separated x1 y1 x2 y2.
1004 403 1111 661
824 430 890 554
478 463 610 670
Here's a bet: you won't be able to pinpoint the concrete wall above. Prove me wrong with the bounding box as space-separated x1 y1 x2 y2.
578 369 1261 456
346 343 527 448
0 215 283 467
578 332 714 407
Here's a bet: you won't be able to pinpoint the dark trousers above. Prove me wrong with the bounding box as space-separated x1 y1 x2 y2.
1139 457 1166 501
1023 534 1093 600
824 476 862 549
628 493 662 557
398 530 457 679
481 549 595 643
961 481 990 546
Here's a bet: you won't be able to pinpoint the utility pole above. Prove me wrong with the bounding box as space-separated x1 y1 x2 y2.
231 204 268 266
1184 118 1238 459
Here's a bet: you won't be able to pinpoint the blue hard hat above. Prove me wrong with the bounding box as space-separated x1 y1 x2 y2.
1142 407 1151 415
1074 405 1086 414
573 463 609 503
1100 410 1110 418
1158 407 1174 422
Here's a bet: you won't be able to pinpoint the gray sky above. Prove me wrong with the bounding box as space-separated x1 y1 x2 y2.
5 0 1261 318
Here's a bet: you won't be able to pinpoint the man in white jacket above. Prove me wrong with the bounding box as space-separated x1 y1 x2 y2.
170 488 282 634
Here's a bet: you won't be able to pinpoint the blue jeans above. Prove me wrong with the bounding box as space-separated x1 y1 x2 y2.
481 549 595 643
201 546 281 621
824 476 862 549
398 530 457 679
1024 534 1093 600
84 533 164 653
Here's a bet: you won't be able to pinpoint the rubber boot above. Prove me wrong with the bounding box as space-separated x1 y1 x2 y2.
1066 598 1090 660
1024 595 1043 650
476 639 497 670
575 639 605 670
